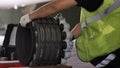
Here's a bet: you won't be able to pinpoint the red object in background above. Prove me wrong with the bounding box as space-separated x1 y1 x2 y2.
0 60 24 68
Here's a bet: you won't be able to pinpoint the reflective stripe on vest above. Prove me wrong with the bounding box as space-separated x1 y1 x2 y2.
95 54 116 68
81 0 120 29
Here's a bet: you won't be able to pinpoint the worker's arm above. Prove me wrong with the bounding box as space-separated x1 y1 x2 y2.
71 23 81 39
29 0 104 19
29 0 78 20
20 0 78 27
20 0 103 27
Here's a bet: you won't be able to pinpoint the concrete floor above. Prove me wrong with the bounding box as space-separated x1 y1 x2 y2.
66 46 95 68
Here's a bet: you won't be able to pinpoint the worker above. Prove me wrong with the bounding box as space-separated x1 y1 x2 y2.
20 0 120 68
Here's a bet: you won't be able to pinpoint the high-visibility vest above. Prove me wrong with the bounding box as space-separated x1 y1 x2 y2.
76 0 120 61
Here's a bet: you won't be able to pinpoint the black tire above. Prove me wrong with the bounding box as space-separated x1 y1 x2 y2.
16 25 35 66
16 17 66 66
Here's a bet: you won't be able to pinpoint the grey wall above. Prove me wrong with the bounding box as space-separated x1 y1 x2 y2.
0 9 22 25
58 6 80 30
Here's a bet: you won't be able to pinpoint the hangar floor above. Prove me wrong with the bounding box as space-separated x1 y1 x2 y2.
66 46 95 68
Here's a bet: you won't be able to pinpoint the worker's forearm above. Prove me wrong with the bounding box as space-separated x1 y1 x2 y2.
29 0 77 20
71 23 81 39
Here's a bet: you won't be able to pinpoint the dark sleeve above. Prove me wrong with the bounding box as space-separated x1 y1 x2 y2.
75 0 104 12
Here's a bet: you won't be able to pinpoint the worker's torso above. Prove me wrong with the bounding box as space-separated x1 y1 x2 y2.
76 0 120 61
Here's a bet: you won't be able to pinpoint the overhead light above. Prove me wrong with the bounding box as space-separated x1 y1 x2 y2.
14 5 18 10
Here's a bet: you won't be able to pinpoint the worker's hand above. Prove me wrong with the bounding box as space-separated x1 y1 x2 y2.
20 14 32 27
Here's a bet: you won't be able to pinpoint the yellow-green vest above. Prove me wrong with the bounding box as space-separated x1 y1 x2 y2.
76 0 120 62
